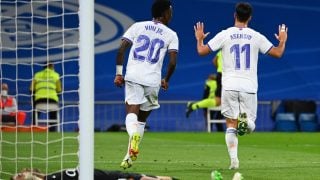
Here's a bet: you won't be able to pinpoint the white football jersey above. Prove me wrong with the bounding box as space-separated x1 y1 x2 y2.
208 27 273 93
123 20 179 87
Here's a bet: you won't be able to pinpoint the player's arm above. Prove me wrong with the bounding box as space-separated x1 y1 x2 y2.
194 22 211 56
116 39 131 67
141 175 177 180
154 176 177 180
11 168 46 180
267 24 288 58
114 39 131 87
161 51 177 90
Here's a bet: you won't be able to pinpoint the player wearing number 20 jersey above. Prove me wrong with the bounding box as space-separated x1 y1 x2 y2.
123 20 179 87
114 0 178 169
207 27 272 93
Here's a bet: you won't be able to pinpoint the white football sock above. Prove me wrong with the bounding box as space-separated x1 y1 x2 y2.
138 121 146 143
123 138 131 160
125 113 138 136
137 121 146 143
225 127 238 159
124 113 138 159
247 120 256 133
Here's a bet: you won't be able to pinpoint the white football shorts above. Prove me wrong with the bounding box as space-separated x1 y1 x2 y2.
125 81 160 111
221 89 257 123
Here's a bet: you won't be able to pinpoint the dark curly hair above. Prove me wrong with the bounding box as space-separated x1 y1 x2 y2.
235 2 252 22
152 0 171 18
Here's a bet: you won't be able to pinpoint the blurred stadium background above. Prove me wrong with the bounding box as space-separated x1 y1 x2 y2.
2 0 320 132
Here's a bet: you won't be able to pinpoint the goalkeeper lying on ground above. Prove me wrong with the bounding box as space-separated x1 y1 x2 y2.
11 168 178 180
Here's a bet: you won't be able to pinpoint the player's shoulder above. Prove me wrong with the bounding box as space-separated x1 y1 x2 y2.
155 23 177 38
228 27 264 37
126 21 148 30
133 20 177 38
246 27 260 33
165 25 177 35
239 27 264 36
246 27 267 39
135 20 151 25
132 20 154 27
216 26 234 35
224 26 256 32
152 21 177 34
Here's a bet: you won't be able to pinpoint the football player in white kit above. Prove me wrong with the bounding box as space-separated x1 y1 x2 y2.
194 2 287 169
114 0 178 169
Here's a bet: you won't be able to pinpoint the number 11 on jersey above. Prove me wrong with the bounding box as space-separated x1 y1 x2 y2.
230 43 250 70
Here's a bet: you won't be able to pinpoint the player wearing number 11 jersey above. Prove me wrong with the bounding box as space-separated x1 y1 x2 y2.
114 0 178 169
194 2 287 169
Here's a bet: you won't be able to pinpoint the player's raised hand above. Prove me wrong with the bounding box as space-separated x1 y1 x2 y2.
274 24 288 43
194 22 210 41
161 79 169 91
114 75 124 87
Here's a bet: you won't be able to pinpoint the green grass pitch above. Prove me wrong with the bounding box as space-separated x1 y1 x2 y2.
1 132 320 179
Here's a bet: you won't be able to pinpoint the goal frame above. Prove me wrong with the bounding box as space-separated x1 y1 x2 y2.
79 0 94 179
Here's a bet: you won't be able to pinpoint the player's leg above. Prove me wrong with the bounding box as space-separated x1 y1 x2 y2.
126 109 152 162
186 97 220 118
237 112 248 136
124 82 160 167
121 81 146 169
121 103 140 169
221 90 240 169
186 73 222 118
239 92 257 134
194 98 216 109
137 110 152 141
126 104 142 162
185 101 195 118
132 85 160 158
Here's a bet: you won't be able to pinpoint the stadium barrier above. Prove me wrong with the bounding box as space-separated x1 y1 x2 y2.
16 101 320 132
95 101 275 132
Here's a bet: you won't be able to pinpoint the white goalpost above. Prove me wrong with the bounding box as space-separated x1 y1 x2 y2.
0 0 94 179
79 0 94 179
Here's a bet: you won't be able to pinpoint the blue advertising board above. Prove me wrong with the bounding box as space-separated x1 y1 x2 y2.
1 0 320 101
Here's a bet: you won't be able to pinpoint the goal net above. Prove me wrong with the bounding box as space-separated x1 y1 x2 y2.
0 0 93 179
